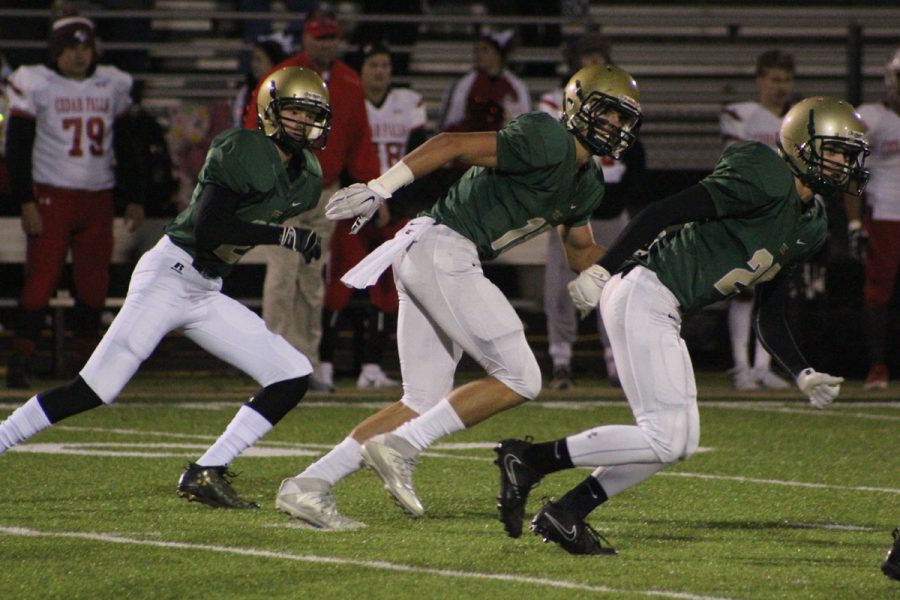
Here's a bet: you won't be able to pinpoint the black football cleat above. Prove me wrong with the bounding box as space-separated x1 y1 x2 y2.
176 463 259 509
494 438 543 538
883 527 900 582
530 501 616 556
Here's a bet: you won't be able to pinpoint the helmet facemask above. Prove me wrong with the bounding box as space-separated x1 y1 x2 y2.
567 88 642 159
265 94 331 154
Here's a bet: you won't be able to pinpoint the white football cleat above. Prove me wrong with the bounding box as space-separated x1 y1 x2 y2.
356 364 399 389
360 433 424 517
754 367 790 390
276 476 366 530
731 367 760 391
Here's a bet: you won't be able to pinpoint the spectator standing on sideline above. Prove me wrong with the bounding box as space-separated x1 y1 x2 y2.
320 42 428 390
273 64 643 530
856 48 900 390
231 31 292 127
718 49 795 391
438 28 531 134
495 97 868 555
244 7 380 390
0 66 329 509
5 16 145 388
539 32 647 390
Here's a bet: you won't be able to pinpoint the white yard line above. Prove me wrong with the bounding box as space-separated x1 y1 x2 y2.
0 525 735 600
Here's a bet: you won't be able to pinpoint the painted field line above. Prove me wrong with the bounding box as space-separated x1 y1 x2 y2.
0 526 735 600
784 521 878 532
659 472 900 494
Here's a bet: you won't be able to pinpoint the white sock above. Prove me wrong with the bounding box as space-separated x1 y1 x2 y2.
0 396 51 454
728 300 752 370
196 405 272 467
566 424 660 466
548 342 572 369
392 398 464 451
299 436 363 486
319 362 334 385
753 340 772 371
591 463 666 498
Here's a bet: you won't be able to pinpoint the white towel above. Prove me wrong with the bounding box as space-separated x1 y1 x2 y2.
341 216 435 289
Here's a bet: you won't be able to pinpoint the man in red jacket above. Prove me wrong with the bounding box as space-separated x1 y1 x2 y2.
244 8 379 389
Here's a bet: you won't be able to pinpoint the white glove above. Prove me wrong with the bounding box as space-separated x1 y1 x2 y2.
796 368 843 409
567 265 611 319
324 181 389 225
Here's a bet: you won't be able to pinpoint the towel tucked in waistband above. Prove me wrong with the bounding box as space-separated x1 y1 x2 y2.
340 216 435 289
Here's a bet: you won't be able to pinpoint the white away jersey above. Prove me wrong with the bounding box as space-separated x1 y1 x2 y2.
366 87 427 174
720 101 782 150
7 64 132 191
538 88 626 184
857 102 900 221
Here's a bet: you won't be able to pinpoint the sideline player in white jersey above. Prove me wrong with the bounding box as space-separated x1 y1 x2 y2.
5 16 144 388
319 42 428 390
856 48 900 390
718 49 796 391
0 67 329 510
538 32 647 390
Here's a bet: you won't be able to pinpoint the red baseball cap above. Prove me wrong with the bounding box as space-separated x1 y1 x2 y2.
303 10 341 39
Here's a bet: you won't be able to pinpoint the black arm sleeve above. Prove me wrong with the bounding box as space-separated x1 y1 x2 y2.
194 184 286 249
753 273 808 379
598 183 718 273
112 114 148 206
5 115 36 208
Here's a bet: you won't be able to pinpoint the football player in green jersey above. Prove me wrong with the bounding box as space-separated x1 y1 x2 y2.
269 64 642 529
0 67 330 509
494 97 870 555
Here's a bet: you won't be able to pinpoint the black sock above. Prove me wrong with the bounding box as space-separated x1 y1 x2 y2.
556 475 609 521
37 376 103 423
523 438 573 475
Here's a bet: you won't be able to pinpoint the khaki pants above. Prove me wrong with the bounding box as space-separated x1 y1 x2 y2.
262 185 337 374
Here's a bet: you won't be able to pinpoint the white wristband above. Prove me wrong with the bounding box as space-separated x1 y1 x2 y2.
847 219 861 232
369 160 414 197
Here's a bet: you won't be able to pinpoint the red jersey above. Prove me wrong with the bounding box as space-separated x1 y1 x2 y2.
244 54 379 187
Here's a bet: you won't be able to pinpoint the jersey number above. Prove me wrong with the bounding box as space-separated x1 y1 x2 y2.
714 249 782 295
63 117 105 157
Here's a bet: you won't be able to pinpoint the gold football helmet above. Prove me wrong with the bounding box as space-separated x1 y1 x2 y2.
562 64 642 159
257 66 331 153
778 96 869 197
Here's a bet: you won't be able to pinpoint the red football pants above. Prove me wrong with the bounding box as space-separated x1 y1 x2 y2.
20 184 114 311
864 214 900 307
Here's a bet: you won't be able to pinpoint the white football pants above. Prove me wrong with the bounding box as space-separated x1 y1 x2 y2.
393 225 542 414
81 236 312 402
565 265 700 498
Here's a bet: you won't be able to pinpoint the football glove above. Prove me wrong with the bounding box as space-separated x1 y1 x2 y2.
324 182 389 233
847 220 867 262
567 265 611 319
796 368 843 409
279 226 321 264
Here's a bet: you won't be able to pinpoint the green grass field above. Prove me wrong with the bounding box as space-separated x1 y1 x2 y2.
1 372 898 599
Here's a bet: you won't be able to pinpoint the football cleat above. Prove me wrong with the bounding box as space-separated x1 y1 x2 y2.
754 367 791 390
360 433 424 517
883 527 900 582
276 476 366 530
356 365 399 389
863 364 888 391
549 366 574 391
176 463 259 509
530 501 617 555
731 367 760 391
494 438 543 538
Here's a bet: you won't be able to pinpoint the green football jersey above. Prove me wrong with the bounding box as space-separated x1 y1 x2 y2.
423 112 606 261
636 142 828 314
165 128 322 277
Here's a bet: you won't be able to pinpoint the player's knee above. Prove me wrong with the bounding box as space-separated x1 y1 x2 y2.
495 353 542 400
246 375 309 425
645 412 695 464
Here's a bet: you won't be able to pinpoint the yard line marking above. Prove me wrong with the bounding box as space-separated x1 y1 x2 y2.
784 521 877 532
0 526 735 600
659 472 900 494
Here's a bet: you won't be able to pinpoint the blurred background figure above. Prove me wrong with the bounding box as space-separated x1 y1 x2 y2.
231 31 292 127
539 31 647 389
438 27 531 134
718 49 795 391
856 48 900 390
320 42 427 389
